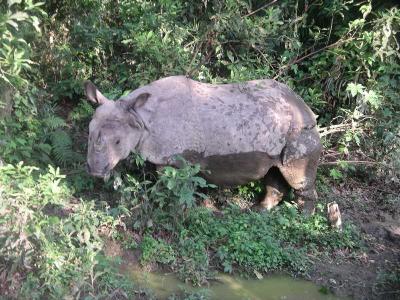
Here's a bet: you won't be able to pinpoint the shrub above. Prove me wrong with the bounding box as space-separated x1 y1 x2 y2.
0 162 135 299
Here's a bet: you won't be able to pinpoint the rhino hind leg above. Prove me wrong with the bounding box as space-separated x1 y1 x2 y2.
259 167 290 211
279 130 322 215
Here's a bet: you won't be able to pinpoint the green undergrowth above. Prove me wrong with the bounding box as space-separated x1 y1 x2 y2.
139 204 360 286
112 158 361 286
0 163 138 299
0 158 362 297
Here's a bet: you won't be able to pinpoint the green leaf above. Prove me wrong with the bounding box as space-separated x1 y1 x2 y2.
83 228 90 244
363 90 381 110
30 16 41 32
346 83 364 97
329 168 343 180
227 51 234 63
6 20 19 29
10 12 29 21
7 0 22 7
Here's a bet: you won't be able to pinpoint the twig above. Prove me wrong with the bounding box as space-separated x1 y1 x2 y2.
374 290 400 295
186 29 215 78
320 127 352 137
362 185 398 195
320 128 347 137
320 160 397 172
186 40 204 78
242 0 278 18
320 160 379 166
273 35 357 80
318 123 353 137
318 123 352 132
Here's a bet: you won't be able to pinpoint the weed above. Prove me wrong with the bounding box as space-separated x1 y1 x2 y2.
236 180 264 201
374 267 400 297
149 157 216 227
177 238 212 286
141 235 176 266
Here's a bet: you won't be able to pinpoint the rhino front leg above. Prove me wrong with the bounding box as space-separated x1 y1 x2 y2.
280 139 321 215
278 128 322 215
278 157 319 215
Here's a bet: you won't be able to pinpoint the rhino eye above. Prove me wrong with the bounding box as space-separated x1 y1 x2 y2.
115 140 120 145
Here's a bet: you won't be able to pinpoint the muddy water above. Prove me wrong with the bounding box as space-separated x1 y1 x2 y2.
132 271 342 300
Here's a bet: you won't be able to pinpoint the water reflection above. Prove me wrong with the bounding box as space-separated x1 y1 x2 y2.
132 271 343 300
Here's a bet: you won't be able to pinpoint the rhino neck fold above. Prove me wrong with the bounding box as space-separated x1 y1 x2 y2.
133 129 148 155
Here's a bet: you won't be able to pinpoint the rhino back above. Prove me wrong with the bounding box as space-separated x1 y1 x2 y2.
127 76 316 164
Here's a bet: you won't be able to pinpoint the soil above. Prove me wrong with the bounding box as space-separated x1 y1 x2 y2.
308 176 400 300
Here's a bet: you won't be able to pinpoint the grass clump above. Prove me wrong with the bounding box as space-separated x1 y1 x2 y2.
175 203 360 283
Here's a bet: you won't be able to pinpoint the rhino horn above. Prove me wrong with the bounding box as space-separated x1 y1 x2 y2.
84 80 111 105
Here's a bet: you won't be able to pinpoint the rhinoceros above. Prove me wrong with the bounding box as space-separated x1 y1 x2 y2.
84 76 322 214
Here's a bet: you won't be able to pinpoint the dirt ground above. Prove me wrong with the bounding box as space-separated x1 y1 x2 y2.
309 176 400 300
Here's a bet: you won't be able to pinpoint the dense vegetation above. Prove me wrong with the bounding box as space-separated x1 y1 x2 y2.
1 0 399 299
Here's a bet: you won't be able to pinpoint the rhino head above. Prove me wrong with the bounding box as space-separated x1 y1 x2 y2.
84 81 150 178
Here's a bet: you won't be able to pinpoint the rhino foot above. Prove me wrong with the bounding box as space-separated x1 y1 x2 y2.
297 198 316 216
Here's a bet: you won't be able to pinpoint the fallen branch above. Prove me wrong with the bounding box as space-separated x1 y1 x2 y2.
318 123 352 137
318 123 351 132
319 160 379 166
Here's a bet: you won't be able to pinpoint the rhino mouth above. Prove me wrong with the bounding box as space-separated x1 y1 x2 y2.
90 170 112 182
86 163 112 181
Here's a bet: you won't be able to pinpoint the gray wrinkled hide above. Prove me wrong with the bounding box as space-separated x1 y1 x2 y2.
86 75 322 212
125 77 316 159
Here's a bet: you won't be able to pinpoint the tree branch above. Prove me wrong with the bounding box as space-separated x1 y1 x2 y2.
242 0 278 18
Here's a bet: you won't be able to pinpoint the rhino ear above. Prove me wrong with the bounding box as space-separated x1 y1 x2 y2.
125 92 151 111
124 93 151 129
84 81 110 105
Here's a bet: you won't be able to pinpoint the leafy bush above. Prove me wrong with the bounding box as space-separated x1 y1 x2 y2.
0 162 135 299
110 157 361 284
236 180 264 201
0 0 45 86
177 238 211 286
0 91 83 167
149 158 216 225
141 234 176 266
112 156 216 231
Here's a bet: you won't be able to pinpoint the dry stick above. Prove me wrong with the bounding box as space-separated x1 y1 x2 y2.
320 160 397 173
320 127 352 137
242 0 278 18
274 24 364 80
318 123 352 132
186 40 204 78
320 160 379 166
319 124 353 137
186 29 215 78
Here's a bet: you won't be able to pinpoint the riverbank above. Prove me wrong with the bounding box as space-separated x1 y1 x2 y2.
101 167 400 300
